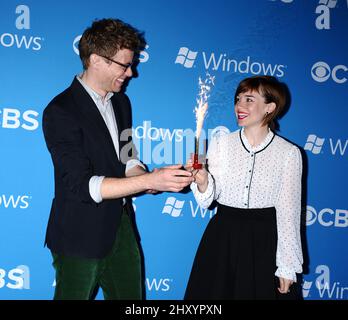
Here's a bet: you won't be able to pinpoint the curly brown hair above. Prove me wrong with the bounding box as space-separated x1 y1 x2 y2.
78 18 143 70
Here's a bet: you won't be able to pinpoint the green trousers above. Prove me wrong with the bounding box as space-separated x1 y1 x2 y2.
51 210 142 300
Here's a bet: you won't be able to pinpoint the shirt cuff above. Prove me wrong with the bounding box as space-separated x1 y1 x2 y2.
126 159 146 173
89 175 105 204
275 266 298 282
190 173 214 207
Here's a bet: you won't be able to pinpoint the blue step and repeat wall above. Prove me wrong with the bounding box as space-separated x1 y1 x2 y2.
0 0 347 300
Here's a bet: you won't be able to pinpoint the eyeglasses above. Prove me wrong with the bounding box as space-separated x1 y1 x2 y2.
100 55 132 72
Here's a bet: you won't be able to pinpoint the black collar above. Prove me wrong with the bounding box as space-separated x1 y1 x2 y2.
239 129 275 154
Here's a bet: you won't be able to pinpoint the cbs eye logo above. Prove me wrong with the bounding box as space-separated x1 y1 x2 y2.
306 206 318 226
306 205 348 228
311 61 347 84
72 35 81 55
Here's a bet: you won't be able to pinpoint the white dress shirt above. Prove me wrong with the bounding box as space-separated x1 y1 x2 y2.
77 75 145 203
191 128 303 281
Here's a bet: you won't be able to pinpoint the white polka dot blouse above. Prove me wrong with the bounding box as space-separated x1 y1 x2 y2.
191 128 303 281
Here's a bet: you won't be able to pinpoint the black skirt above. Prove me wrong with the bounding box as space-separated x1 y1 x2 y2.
184 204 300 300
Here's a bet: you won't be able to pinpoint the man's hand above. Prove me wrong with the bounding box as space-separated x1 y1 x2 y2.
145 168 159 194
147 164 194 193
126 165 147 178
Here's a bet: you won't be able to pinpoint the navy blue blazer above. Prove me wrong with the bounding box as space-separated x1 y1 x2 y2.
42 77 136 258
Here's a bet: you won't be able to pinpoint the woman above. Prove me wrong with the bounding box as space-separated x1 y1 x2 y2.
185 75 303 300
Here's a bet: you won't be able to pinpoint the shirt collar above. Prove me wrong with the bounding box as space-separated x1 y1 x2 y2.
76 74 114 104
240 127 275 153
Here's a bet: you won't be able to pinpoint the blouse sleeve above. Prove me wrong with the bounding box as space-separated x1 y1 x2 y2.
190 136 221 209
275 145 303 282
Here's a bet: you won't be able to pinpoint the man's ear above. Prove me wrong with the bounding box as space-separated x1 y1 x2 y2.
89 53 102 68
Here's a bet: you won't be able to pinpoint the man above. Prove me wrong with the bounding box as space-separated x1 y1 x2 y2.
42 18 193 300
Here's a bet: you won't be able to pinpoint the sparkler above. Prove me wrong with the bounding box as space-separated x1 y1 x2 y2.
193 73 215 169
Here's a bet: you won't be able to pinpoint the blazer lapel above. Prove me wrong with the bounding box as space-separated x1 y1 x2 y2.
111 93 128 151
69 78 119 161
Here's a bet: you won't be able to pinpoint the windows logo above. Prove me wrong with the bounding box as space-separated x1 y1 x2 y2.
175 47 198 68
302 280 313 298
162 197 185 218
304 134 325 154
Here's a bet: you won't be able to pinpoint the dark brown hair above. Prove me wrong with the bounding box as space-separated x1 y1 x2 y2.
234 75 287 130
78 18 142 70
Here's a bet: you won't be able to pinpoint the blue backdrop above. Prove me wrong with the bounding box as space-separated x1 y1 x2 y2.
0 0 347 300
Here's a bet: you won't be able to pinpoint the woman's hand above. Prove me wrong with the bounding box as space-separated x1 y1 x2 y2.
184 155 209 193
277 277 294 294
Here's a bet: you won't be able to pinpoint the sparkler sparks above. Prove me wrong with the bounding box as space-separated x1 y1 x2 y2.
192 73 215 169
194 73 215 139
